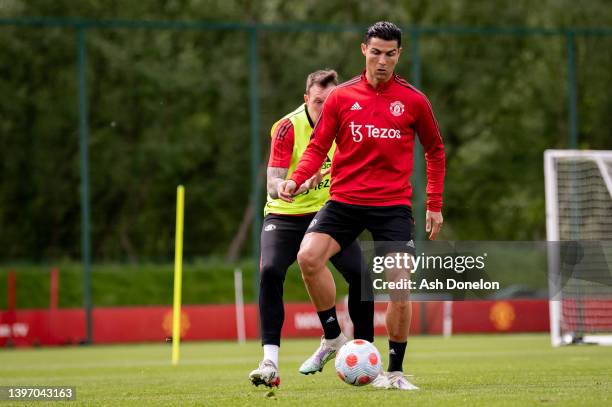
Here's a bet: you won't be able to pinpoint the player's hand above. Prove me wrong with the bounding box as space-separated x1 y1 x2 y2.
426 210 443 240
294 168 331 195
311 167 330 187
278 180 297 202
294 182 310 196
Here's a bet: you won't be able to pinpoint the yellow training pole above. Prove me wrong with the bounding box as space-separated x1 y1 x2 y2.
172 185 185 365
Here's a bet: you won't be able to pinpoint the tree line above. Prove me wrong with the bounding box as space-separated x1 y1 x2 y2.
1 0 610 262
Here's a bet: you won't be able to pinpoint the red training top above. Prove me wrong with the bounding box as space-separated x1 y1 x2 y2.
290 71 445 211
268 118 295 168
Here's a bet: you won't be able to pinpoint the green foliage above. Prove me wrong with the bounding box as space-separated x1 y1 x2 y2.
0 261 352 308
1 335 611 406
1 1 611 262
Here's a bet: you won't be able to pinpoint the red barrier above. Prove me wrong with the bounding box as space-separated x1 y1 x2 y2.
452 300 549 333
93 304 260 344
4 272 17 346
0 300 554 347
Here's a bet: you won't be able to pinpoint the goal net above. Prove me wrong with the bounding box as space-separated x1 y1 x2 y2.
545 150 612 346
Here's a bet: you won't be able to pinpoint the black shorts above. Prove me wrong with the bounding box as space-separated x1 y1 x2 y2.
306 200 416 256
260 213 365 278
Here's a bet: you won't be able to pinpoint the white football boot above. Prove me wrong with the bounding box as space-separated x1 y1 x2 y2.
372 371 419 390
299 333 348 375
249 359 280 388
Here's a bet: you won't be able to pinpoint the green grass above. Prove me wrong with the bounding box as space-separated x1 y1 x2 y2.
1 334 610 406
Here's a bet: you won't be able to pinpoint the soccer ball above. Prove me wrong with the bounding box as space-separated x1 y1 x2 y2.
335 339 382 386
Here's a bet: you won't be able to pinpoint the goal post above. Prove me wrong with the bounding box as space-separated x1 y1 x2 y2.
544 150 612 346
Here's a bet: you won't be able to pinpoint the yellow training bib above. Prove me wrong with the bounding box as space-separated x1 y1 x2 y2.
264 104 335 216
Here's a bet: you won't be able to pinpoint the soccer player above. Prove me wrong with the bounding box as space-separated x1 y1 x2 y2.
249 69 374 388
279 22 445 390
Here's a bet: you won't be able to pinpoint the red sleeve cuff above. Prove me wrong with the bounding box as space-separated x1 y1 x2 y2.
426 194 443 212
290 174 306 188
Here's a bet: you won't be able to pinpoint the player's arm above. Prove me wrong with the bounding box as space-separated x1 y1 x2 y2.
269 166 328 199
279 91 340 201
267 167 289 199
267 119 294 199
267 118 325 199
415 94 446 240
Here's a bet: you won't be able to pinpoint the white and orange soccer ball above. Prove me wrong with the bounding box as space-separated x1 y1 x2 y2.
335 339 382 386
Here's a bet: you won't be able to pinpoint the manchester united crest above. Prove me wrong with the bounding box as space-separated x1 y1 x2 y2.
390 101 404 117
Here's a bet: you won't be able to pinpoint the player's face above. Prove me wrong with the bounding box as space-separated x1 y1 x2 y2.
304 83 335 124
361 37 401 83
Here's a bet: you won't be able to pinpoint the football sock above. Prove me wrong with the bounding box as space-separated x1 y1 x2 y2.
348 274 374 342
388 340 407 372
317 306 342 339
263 344 279 367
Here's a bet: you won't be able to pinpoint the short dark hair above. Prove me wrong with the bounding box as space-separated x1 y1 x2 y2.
305 69 338 94
364 21 402 48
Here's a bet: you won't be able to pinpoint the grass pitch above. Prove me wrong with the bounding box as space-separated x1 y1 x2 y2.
1 334 611 406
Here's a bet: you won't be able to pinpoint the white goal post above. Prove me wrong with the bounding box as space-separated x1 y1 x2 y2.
544 150 612 346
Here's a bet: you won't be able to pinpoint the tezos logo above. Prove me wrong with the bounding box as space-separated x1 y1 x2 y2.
264 224 276 232
390 101 404 117
349 121 401 143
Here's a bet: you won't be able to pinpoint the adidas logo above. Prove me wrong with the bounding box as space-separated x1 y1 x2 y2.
389 349 396 355
350 101 362 111
325 316 336 324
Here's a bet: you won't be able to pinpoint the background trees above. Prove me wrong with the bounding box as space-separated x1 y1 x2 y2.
1 1 610 262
